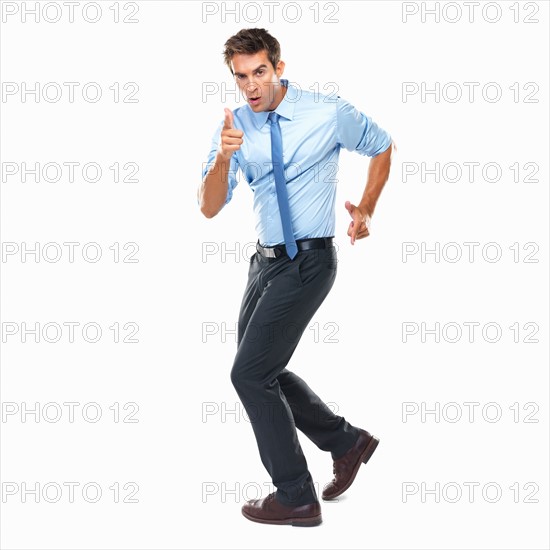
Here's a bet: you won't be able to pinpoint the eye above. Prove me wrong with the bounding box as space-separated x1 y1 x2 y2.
256 70 264 76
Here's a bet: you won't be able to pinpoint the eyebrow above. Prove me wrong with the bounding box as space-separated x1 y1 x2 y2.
234 64 268 77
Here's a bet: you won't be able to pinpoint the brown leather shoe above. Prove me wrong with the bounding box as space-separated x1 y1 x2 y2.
322 429 379 500
241 492 322 526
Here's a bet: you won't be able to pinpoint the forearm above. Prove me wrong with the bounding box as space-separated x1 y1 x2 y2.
198 152 231 218
358 141 394 217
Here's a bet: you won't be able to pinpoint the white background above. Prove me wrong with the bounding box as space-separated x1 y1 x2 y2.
1 1 548 549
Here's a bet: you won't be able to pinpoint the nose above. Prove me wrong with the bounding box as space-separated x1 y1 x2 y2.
245 82 259 97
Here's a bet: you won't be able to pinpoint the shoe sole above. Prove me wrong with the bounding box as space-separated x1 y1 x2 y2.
241 509 323 527
322 435 380 501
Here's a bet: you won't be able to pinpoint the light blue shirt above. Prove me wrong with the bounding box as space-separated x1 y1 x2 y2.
201 78 392 246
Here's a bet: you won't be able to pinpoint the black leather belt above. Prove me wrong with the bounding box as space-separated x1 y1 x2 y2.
256 237 334 258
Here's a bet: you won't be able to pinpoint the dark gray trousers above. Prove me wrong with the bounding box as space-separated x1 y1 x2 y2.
230 245 360 507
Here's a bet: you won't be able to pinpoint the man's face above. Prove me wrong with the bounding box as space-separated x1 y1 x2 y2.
231 50 285 112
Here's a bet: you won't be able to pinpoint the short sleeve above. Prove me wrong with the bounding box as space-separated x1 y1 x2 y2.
200 120 239 206
336 97 392 157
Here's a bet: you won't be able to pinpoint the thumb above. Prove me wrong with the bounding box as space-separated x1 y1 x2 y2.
223 108 234 130
345 200 354 217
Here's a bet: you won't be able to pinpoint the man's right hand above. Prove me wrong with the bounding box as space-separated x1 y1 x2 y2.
218 108 244 160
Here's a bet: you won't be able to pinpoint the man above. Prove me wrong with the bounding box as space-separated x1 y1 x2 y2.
199 28 394 527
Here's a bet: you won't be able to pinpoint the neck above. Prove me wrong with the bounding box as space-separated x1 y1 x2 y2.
270 82 287 110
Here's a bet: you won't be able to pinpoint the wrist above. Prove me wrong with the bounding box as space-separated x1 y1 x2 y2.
216 149 233 163
358 201 375 219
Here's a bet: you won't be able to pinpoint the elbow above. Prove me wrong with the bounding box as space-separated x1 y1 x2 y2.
199 200 222 219
200 203 217 219
201 207 218 219
198 186 219 218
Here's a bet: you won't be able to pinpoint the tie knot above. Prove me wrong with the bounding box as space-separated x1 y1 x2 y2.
268 111 279 123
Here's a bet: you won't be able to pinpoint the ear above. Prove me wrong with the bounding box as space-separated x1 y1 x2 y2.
276 60 285 78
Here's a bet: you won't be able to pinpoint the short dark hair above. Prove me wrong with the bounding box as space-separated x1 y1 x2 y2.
223 28 281 74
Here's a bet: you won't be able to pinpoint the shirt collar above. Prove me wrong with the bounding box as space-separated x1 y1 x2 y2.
250 78 296 129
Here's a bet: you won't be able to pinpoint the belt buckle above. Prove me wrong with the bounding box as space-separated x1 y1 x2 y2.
256 242 279 258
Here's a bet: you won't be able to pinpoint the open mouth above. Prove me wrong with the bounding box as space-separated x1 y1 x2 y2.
248 97 261 105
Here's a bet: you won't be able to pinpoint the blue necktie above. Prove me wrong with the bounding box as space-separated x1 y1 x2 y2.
268 111 298 260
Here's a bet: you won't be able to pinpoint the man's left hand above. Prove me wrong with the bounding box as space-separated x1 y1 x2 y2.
345 200 372 245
